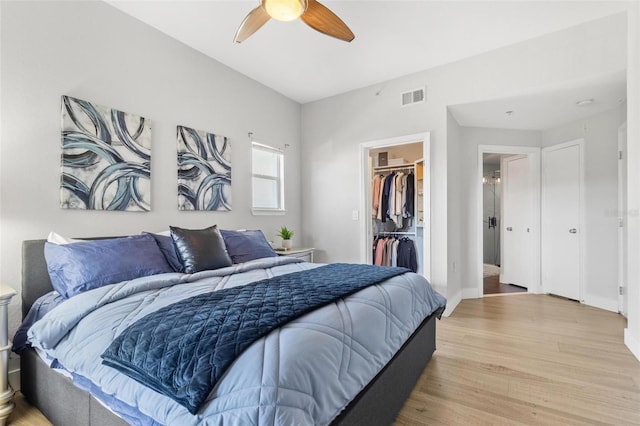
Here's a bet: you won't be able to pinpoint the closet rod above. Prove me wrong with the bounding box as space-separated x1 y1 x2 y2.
376 231 416 236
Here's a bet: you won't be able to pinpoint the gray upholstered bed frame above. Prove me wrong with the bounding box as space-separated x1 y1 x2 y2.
20 238 439 425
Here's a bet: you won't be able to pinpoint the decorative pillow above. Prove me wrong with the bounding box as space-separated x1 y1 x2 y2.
145 232 183 272
170 225 232 274
47 231 80 244
44 234 173 299
220 229 277 264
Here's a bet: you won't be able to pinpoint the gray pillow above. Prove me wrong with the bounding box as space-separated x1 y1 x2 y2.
170 225 232 273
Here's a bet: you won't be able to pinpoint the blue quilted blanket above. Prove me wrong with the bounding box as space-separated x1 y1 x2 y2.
101 263 410 414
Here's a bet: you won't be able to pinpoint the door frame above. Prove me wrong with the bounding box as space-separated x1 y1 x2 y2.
476 145 541 298
358 132 431 280
541 138 585 301
618 122 628 316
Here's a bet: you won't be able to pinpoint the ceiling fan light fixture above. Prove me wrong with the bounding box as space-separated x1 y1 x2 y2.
263 0 306 22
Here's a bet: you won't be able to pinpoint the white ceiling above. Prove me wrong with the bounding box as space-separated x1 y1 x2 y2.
449 70 627 131
106 1 630 105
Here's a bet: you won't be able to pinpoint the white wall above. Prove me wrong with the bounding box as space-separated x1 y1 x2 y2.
0 1 301 334
300 12 627 308
446 110 463 308
625 1 640 361
542 106 625 311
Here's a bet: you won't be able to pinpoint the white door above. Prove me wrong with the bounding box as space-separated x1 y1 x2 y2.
618 123 628 316
501 155 530 288
542 140 583 301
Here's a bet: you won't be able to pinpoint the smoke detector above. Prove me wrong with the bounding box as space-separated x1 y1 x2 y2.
576 98 594 107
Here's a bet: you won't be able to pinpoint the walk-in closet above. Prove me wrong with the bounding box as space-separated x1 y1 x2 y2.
368 141 427 275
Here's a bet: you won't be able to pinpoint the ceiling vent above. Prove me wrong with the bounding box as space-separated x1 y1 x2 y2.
401 87 425 106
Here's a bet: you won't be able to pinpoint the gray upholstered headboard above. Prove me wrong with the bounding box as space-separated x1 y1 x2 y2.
21 239 51 318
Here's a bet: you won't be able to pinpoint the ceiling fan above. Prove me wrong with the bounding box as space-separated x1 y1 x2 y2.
234 0 355 43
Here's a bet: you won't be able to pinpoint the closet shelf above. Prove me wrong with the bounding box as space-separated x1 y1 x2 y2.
373 164 415 172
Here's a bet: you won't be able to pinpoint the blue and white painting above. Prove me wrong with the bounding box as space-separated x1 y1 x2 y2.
60 96 151 211
177 125 231 211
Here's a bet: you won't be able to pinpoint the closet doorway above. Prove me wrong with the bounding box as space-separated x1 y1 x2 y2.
476 145 540 297
359 133 431 280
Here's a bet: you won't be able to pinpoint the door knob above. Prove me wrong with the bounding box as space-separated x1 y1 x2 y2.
506 227 513 231
569 228 577 234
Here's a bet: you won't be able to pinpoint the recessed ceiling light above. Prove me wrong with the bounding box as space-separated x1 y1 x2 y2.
576 98 594 107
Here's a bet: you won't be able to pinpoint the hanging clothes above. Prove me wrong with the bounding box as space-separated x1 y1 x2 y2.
372 175 383 218
397 238 418 273
386 172 397 221
372 169 416 225
371 165 419 272
391 239 400 267
390 172 405 227
379 172 395 223
373 237 386 266
372 235 417 272
404 172 415 218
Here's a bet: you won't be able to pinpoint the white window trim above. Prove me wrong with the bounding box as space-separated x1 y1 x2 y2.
251 141 285 215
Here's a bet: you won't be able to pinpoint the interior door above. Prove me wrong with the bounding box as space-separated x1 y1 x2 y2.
542 141 582 301
501 155 530 288
618 123 627 316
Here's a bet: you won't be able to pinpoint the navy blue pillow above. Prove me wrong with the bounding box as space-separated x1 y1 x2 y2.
170 225 232 274
145 233 183 272
220 229 277 264
44 234 174 299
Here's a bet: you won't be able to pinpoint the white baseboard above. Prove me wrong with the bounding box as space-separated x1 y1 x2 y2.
624 328 640 362
583 294 619 313
443 290 461 317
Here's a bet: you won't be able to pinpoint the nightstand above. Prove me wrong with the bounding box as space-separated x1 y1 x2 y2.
275 247 315 263
0 285 16 426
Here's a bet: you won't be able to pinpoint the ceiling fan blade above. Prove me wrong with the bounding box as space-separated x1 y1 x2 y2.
300 0 355 42
234 6 271 43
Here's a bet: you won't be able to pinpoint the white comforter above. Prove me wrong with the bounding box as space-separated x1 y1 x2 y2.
28 257 446 425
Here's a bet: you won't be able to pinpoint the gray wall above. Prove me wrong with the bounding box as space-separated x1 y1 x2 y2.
0 1 302 335
301 13 627 309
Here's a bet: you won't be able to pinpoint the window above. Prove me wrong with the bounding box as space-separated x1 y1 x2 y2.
251 142 284 214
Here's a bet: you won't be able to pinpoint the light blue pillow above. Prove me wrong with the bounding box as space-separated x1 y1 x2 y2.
220 229 277 264
44 234 173 299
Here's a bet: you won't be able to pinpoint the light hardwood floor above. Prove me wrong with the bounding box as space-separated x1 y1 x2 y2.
8 294 640 425
397 294 640 425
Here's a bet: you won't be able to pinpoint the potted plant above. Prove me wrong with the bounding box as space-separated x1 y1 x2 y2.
277 226 294 250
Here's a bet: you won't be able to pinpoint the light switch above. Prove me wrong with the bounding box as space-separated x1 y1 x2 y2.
352 210 359 220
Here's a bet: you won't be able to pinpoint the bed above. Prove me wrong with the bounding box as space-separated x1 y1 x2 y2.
17 230 446 426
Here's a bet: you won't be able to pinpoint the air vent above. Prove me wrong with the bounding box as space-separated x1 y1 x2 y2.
401 87 425 106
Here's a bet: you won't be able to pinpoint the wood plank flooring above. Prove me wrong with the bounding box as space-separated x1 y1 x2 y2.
396 294 640 425
8 295 639 425
484 274 527 295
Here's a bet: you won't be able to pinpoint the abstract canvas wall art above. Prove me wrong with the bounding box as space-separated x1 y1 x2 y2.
60 96 151 211
177 125 231 211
